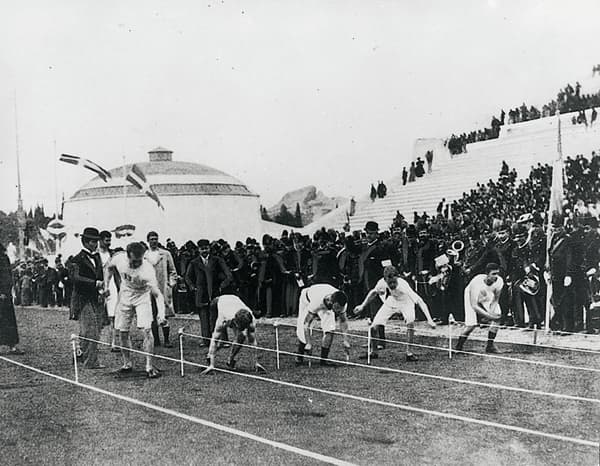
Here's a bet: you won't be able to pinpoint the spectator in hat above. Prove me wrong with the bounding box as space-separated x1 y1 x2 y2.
358 221 394 348
71 227 106 369
185 239 233 345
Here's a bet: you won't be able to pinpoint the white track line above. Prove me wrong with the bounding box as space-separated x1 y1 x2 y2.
178 332 600 405
0 356 356 466
74 337 599 448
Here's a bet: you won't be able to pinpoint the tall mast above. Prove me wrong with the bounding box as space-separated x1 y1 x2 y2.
14 91 25 260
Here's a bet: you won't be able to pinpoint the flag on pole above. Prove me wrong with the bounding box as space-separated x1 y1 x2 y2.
125 164 164 210
59 154 112 182
548 113 565 219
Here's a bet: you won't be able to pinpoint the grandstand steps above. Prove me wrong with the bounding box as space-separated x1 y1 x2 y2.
303 111 600 234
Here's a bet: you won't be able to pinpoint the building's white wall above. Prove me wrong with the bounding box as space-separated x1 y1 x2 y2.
62 194 262 255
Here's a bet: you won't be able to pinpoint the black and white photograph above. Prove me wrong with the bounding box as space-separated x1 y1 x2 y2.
1 1 600 464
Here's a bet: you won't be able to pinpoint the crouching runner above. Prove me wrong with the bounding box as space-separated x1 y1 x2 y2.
354 266 436 361
201 295 266 374
296 284 350 367
105 242 166 379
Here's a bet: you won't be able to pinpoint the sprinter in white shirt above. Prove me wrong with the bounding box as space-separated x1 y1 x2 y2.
201 295 266 374
296 284 350 366
354 266 436 361
105 242 166 378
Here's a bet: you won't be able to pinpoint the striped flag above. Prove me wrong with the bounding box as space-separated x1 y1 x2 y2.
59 154 112 182
125 164 164 210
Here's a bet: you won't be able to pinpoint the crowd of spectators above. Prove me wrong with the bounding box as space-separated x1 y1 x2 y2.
445 79 600 156
10 152 600 337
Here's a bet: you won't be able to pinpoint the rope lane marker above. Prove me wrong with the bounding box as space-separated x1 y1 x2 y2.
0 355 356 466
268 323 600 372
175 332 600 405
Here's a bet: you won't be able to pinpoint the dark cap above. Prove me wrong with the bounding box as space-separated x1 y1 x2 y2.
197 239 210 248
81 227 100 240
99 230 112 239
364 221 379 232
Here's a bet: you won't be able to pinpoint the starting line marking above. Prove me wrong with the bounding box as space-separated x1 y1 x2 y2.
0 356 355 466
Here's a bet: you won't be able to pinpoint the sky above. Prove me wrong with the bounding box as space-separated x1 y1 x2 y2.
1 0 600 215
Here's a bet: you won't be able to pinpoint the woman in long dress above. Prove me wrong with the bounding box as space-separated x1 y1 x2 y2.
0 243 24 355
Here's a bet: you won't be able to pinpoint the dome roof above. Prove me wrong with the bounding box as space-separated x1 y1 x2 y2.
69 148 257 201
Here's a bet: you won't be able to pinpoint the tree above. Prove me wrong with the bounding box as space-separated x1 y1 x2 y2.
260 205 271 221
274 203 296 227
294 203 303 228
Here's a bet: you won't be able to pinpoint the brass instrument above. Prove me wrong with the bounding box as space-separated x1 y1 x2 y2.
517 265 541 296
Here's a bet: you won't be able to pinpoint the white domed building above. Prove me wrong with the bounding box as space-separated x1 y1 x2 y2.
62 147 263 252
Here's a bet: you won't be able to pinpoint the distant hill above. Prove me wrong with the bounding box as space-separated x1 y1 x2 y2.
266 186 348 226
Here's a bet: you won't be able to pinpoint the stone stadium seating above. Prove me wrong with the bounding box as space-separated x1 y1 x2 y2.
304 110 600 234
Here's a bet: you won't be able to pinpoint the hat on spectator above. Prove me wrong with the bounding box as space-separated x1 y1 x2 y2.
516 213 533 224
364 221 379 232
197 239 210 248
81 227 100 241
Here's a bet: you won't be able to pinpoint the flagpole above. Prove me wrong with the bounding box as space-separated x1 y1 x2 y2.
14 91 25 261
544 111 564 333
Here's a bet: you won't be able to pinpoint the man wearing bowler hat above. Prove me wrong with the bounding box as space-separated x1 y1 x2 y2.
71 227 106 369
358 221 395 349
185 239 233 346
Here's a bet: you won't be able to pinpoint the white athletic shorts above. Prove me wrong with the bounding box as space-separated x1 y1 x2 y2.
371 299 415 327
296 290 336 344
115 294 153 330
463 299 500 327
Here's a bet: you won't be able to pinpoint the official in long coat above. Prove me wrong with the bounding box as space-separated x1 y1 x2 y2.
145 232 177 347
0 243 24 354
71 227 106 369
185 239 232 344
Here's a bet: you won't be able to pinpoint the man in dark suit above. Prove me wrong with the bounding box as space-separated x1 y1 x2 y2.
71 227 106 369
185 239 233 345
548 220 575 334
359 221 394 348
